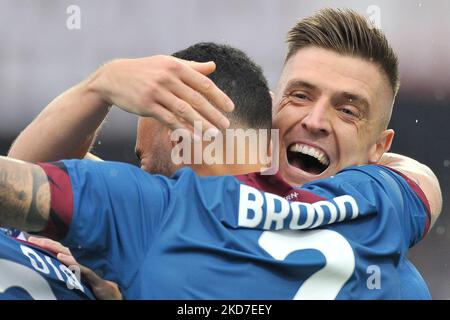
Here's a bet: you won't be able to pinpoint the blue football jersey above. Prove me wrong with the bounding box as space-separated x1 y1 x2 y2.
0 227 24 239
0 232 94 300
37 160 431 299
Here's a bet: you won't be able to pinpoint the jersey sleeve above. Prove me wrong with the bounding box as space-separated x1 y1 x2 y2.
36 160 170 286
298 165 430 247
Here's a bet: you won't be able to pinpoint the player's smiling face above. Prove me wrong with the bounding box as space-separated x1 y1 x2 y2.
273 47 395 186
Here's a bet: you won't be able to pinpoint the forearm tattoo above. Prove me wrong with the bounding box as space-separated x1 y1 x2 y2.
0 157 50 231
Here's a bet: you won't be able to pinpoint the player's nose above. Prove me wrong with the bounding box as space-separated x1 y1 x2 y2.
300 101 331 136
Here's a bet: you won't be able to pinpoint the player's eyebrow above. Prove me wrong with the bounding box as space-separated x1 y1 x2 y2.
285 79 370 112
284 79 318 93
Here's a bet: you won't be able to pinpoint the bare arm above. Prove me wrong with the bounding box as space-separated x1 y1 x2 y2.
0 156 50 232
380 152 442 228
8 56 233 163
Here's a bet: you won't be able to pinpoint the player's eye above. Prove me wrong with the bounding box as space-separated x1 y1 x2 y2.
294 93 307 99
337 105 362 120
287 91 311 104
340 107 355 116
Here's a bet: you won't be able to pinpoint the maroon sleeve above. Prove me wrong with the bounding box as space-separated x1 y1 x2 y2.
36 162 74 240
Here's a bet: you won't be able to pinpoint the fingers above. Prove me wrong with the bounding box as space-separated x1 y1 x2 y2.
28 239 89 284
99 56 233 136
57 253 100 289
28 236 71 256
57 253 123 300
155 60 232 131
57 252 101 287
159 83 228 133
178 59 217 76
178 62 235 115
58 253 95 283
28 236 122 300
170 63 234 130
149 103 192 133
56 252 79 268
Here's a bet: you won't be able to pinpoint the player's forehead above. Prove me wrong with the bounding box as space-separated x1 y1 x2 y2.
279 47 393 118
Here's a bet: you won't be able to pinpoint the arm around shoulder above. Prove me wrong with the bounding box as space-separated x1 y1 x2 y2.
380 152 442 228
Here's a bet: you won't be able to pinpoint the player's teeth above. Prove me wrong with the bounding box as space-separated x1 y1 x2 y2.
290 144 298 152
289 143 330 166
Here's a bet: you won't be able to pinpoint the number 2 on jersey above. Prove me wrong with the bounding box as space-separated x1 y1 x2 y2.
259 229 355 299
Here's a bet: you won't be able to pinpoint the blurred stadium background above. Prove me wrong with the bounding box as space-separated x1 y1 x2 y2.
0 0 448 299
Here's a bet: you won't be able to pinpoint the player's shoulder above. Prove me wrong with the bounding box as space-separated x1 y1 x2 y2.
303 164 427 211
54 159 161 186
170 167 243 193
333 164 417 191
338 163 398 179
58 158 140 173
338 164 430 226
338 164 428 201
298 164 403 194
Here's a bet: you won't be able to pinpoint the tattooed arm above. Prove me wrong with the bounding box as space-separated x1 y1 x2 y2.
0 156 50 232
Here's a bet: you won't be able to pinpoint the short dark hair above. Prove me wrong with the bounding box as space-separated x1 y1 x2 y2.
172 42 272 131
286 8 399 96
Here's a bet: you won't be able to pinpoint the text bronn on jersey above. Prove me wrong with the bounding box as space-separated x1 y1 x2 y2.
238 184 360 230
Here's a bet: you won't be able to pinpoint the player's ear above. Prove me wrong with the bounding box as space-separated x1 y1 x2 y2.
369 129 395 163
